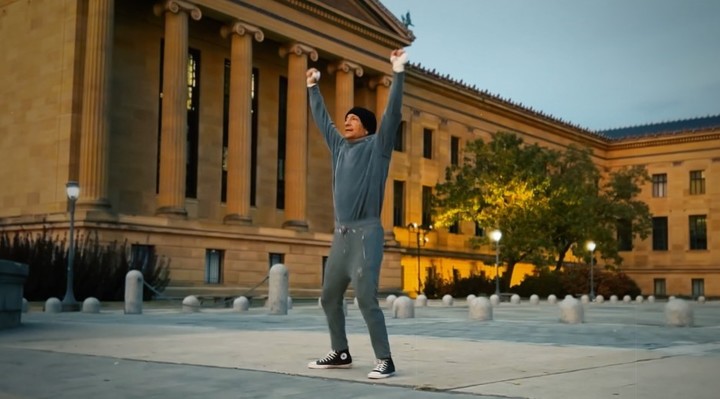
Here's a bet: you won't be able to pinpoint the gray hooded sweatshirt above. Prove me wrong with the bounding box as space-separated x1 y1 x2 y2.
308 72 405 224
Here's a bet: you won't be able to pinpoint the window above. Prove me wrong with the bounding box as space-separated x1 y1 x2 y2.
652 217 668 251
393 180 405 227
156 44 201 199
653 278 666 297
617 219 632 251
421 185 433 227
205 249 223 284
394 121 405 152
449 221 459 234
651 173 667 198
692 279 705 298
185 48 201 198
276 76 288 209
269 252 284 269
130 244 155 273
450 136 460 166
689 170 705 195
474 222 484 237
423 128 433 159
689 215 707 250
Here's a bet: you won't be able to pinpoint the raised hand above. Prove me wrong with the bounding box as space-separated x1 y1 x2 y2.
306 68 321 87
390 49 408 73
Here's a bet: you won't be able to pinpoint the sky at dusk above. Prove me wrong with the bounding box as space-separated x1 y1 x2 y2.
380 0 720 131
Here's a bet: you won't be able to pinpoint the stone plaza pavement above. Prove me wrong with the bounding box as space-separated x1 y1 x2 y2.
1 298 719 399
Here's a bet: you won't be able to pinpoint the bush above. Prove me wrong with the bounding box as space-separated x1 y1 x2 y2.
511 269 565 297
512 265 641 298
423 269 496 299
0 229 171 301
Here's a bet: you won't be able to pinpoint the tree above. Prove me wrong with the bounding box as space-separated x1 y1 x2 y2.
433 132 652 290
588 165 652 266
434 132 555 291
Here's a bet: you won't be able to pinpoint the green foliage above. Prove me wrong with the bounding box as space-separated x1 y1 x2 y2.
423 269 497 299
0 229 171 301
511 268 566 297
433 131 653 288
512 266 641 298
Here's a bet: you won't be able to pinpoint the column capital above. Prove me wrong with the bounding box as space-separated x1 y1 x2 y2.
327 60 363 77
368 74 392 89
221 20 264 42
279 42 318 61
153 0 202 20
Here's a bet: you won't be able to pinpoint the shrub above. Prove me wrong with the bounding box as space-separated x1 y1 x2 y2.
422 269 496 299
0 229 171 301
511 268 566 297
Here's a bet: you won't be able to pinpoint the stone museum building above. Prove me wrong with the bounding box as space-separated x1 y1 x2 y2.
1 0 718 298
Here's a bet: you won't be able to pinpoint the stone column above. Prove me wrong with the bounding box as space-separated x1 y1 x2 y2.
78 0 114 210
279 43 317 231
370 75 397 244
153 1 201 217
328 60 363 128
220 21 264 225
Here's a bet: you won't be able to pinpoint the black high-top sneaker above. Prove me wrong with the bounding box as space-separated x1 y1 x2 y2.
307 349 352 369
367 357 395 379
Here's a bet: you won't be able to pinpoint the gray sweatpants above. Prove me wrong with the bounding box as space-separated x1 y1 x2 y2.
320 217 391 360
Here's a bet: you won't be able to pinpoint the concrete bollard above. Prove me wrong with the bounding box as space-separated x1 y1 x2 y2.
623 295 632 303
559 296 584 324
529 294 540 305
233 296 250 312
44 297 62 313
392 296 415 319
610 295 619 303
665 298 693 327
580 295 590 304
547 294 557 304
595 295 605 304
697 296 706 304
442 294 454 306
0 260 29 328
490 294 500 306
510 294 521 304
466 294 477 303
415 294 428 307
386 294 398 309
469 297 493 321
124 270 143 314
182 295 201 313
268 263 288 315
635 295 644 304
82 297 101 313
647 295 655 303
22 298 28 313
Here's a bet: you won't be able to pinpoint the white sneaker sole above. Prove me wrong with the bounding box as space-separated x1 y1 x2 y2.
307 363 353 369
367 371 395 379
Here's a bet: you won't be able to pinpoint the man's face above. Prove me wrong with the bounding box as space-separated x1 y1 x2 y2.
343 113 367 140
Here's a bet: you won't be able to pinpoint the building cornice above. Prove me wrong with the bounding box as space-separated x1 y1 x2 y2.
279 0 413 49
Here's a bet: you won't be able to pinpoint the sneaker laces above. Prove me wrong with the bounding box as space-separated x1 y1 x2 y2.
318 351 339 363
373 359 389 372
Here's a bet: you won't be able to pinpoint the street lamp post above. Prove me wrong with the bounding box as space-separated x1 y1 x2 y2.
408 222 431 294
62 181 80 311
586 241 596 300
489 229 502 296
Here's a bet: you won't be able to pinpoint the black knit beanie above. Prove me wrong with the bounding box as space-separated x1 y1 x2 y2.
345 107 377 135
